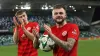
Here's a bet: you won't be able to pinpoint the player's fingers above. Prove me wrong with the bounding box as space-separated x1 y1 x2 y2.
32 29 36 35
13 17 17 25
32 31 36 37
13 17 19 26
44 24 50 31
44 24 48 30
33 27 37 33
32 28 38 35
32 28 39 38
44 24 47 31
13 17 16 23
44 24 52 34
44 27 49 33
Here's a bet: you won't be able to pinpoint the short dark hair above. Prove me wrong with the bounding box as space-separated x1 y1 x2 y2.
53 4 66 11
15 10 26 16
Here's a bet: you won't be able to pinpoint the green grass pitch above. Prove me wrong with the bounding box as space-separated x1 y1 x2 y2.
0 39 100 56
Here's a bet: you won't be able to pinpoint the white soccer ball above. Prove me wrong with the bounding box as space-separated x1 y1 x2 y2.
39 34 55 52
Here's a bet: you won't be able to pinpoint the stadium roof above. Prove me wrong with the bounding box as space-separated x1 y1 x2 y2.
0 0 100 10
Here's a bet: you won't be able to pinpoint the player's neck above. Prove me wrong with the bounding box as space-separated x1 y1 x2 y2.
56 21 67 28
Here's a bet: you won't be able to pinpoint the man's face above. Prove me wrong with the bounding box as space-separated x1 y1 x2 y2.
17 12 28 24
52 8 67 24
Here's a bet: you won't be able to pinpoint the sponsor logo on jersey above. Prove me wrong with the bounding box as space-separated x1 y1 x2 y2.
72 29 77 35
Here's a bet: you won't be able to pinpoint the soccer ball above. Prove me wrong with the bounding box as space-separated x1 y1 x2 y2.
39 34 55 52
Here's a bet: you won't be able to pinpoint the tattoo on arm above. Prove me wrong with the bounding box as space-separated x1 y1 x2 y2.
60 38 76 51
49 33 76 51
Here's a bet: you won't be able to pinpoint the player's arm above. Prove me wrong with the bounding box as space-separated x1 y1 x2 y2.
13 27 19 44
33 36 40 49
44 24 79 51
21 22 40 41
32 29 40 49
22 25 40 49
48 34 76 51
13 17 19 44
21 25 35 40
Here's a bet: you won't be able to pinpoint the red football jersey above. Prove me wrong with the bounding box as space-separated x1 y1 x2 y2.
13 22 39 56
44 23 79 56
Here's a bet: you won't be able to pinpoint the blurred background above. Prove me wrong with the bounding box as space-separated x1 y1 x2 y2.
0 0 100 56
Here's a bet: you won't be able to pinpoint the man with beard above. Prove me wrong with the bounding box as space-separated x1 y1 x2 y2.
33 4 80 56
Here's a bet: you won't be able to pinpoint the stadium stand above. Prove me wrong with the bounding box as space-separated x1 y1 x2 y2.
0 16 99 46
80 31 98 37
0 35 13 46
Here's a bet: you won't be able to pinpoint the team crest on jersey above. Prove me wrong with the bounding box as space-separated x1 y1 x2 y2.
27 27 31 31
62 31 67 36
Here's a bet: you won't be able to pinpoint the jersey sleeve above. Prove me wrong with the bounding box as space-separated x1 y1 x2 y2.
67 24 80 40
33 22 40 33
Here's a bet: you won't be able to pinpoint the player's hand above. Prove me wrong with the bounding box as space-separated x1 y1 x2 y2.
21 19 25 30
44 24 52 34
21 21 25 30
13 16 19 27
32 27 39 38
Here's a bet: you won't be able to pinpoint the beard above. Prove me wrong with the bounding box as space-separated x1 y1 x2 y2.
54 16 65 24
54 19 64 24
